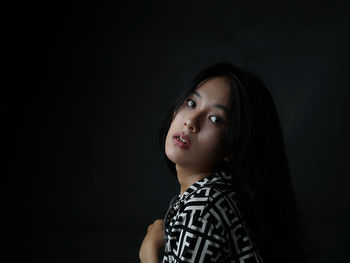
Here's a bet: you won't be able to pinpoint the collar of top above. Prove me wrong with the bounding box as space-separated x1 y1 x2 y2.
171 170 233 210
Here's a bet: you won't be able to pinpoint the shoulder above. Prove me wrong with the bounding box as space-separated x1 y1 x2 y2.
171 177 264 262
181 182 241 233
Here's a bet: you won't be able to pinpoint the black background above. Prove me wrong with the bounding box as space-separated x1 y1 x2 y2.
4 1 350 262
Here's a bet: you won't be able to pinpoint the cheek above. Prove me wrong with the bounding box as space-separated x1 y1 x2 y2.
199 129 223 152
165 126 173 146
165 121 177 151
167 119 177 137
168 113 184 132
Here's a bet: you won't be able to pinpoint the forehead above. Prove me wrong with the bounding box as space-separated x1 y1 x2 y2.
193 76 232 106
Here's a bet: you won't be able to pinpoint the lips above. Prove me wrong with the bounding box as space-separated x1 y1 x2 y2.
172 132 191 149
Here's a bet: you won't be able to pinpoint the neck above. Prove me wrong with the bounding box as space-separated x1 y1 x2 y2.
176 165 214 196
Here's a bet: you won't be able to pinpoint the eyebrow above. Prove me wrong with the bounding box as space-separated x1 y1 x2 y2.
190 90 230 115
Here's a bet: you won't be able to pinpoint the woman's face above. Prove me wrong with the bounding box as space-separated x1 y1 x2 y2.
165 76 232 173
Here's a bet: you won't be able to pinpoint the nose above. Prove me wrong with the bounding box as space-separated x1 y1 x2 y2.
184 117 199 133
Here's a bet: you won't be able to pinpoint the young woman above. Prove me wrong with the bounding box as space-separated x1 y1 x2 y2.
139 62 310 263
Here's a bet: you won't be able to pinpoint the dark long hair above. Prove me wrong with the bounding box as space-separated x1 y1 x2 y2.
158 62 318 263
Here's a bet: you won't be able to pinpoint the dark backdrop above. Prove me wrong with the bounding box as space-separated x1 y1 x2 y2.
4 1 349 262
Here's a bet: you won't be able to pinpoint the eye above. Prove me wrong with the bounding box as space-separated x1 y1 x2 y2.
209 115 224 125
185 98 196 108
184 98 225 125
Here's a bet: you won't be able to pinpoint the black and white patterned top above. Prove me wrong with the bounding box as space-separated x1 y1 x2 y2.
161 170 264 263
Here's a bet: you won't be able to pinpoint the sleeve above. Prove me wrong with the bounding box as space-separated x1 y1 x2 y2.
166 212 226 263
203 188 265 263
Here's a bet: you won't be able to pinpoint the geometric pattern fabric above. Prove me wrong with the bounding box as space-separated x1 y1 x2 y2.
161 170 264 263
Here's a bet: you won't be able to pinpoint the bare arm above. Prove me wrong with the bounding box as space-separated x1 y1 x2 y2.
139 219 164 263
139 243 159 263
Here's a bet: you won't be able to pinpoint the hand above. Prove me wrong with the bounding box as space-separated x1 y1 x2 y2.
139 219 164 262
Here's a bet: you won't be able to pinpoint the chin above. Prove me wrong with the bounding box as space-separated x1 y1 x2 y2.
165 146 178 164
165 148 184 165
